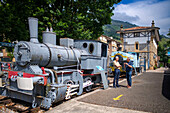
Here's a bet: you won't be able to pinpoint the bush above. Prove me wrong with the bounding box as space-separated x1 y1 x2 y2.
154 65 158 70
159 63 164 67
168 59 170 64
7 52 14 60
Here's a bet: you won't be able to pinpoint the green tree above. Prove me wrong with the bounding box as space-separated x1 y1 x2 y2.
158 35 170 66
0 0 121 43
167 29 170 36
0 0 35 42
167 29 170 49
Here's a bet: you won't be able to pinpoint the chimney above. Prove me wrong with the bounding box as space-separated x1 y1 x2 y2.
151 20 155 27
28 17 39 43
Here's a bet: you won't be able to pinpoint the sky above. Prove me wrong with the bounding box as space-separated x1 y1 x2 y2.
112 0 170 36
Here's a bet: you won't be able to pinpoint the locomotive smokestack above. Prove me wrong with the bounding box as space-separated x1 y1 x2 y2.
28 17 39 43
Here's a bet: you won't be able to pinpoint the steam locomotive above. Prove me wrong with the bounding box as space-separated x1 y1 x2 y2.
0 17 108 109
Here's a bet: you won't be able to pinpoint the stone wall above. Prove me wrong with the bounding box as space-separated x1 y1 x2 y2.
149 37 158 69
139 44 148 51
139 52 149 70
124 43 148 52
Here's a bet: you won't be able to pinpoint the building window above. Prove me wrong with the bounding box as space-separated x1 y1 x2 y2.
136 43 138 49
135 42 139 50
134 32 140 37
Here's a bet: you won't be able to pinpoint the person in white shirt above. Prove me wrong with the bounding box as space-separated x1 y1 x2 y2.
113 56 121 88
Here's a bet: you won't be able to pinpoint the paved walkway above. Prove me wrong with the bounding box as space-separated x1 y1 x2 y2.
47 99 148 113
47 68 170 113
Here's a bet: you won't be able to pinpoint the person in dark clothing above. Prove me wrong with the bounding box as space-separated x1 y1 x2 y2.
124 57 133 88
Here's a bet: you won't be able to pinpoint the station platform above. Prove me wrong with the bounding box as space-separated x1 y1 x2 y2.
47 68 170 113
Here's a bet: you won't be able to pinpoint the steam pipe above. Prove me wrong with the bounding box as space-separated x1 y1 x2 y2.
44 68 55 84
53 65 78 70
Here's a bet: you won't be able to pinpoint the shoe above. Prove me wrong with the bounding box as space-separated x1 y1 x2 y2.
113 85 116 88
116 85 120 88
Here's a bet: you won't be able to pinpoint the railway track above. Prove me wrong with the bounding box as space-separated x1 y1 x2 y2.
0 73 136 113
0 84 103 113
0 96 43 113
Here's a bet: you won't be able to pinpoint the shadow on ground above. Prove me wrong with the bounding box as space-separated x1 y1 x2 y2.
162 69 170 100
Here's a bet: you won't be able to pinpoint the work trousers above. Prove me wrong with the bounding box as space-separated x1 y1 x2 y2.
113 69 120 87
126 71 132 86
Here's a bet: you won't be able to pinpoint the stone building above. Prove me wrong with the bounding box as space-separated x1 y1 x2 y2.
117 21 160 70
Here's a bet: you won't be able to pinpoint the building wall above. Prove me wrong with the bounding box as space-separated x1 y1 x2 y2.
108 41 112 56
111 41 117 52
98 36 107 43
124 36 151 44
149 37 158 69
124 43 148 52
141 53 149 70
107 41 118 67
121 32 159 70
153 38 157 49
123 31 151 38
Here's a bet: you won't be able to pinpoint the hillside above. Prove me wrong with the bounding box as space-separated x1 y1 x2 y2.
103 19 137 39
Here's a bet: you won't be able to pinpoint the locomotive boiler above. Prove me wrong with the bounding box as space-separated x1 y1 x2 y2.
0 17 108 109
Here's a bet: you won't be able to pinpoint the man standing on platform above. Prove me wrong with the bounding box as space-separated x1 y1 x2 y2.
124 57 133 88
113 56 121 88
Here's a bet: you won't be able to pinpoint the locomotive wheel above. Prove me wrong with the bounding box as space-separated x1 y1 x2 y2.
84 77 92 92
64 79 75 100
63 79 74 85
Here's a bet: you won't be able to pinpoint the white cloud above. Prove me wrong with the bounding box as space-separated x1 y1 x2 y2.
112 0 170 35
113 12 140 22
